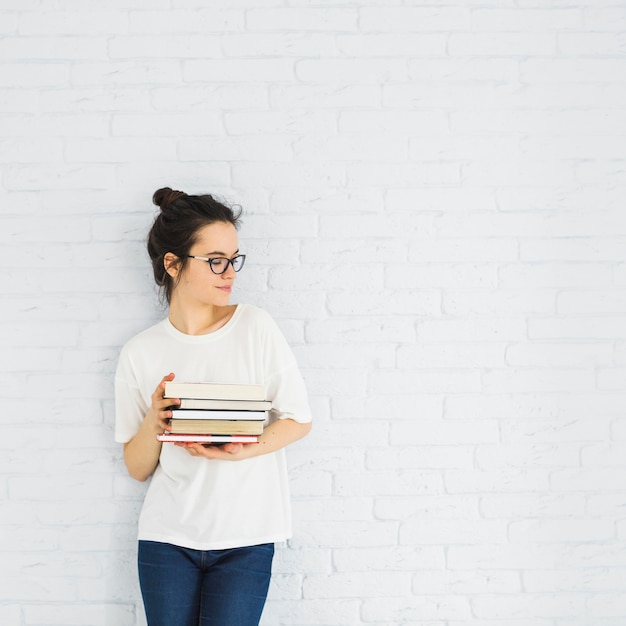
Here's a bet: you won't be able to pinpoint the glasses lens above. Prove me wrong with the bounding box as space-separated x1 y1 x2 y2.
209 258 228 274
232 255 245 272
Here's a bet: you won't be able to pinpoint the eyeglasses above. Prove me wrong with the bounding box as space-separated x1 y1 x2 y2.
187 254 246 275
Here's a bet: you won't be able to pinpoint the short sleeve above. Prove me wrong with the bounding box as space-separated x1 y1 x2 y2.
114 345 149 443
260 312 312 425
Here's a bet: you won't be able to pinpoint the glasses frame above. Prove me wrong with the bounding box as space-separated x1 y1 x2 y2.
187 254 246 275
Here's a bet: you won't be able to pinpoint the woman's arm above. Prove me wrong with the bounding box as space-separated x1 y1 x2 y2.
123 373 179 482
176 416 311 461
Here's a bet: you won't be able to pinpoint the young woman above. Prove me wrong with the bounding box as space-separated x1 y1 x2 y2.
114 187 312 626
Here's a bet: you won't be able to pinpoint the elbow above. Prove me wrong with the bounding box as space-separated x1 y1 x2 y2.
128 467 152 483
123 444 155 483
298 420 312 440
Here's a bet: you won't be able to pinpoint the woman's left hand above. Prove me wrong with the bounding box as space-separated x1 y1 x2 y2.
173 417 311 461
174 442 246 460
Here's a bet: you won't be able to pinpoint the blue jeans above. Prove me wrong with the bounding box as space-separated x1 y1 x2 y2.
138 540 274 626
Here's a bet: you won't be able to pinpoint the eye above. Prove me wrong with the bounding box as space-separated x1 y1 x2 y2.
210 258 226 267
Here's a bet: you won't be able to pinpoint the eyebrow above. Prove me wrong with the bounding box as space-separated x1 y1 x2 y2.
204 249 239 256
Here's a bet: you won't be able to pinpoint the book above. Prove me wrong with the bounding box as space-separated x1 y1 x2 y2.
164 381 265 402
176 398 272 411
157 433 259 444
168 419 264 435
170 409 267 421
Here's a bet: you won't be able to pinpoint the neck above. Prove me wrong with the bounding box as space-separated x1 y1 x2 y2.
168 299 236 336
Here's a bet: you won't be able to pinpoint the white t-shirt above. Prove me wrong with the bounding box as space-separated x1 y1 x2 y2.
115 304 312 550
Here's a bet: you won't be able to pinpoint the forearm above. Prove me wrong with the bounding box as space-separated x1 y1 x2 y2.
245 417 311 459
123 413 163 482
179 417 311 461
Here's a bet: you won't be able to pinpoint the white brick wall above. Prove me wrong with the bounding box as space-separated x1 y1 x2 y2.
1 1 625 624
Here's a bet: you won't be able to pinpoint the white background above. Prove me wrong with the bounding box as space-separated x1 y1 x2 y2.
2 1 626 625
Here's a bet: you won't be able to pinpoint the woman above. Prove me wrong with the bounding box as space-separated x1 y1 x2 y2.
115 187 312 626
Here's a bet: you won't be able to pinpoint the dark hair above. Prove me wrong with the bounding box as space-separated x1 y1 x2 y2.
147 187 242 303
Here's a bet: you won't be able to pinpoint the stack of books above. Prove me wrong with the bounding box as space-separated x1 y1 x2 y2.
156 381 270 445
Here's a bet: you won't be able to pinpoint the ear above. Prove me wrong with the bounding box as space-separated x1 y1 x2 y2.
164 252 180 278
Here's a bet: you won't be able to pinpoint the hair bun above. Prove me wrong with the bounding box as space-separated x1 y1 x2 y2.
153 187 187 212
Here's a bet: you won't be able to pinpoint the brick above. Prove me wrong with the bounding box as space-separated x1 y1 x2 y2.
505 342 613 367
367 446 475 470
482 368 595 393
445 468 551 494
359 7 470 32
0 88 37 113
233 161 344 188
270 83 379 109
110 34 221 59
521 58 626 83
19 11 129 35
374 494 478 520
411 58 518 82
0 606 20 624
0 113 110 138
418 318 527 343
472 593 584 619
551 468 626 492
480 494 585 520
449 33 556 56
327 290 441 317
24 604 135 625
409 238 518 263
509 519 615 543
184 59 295 83
297 58 407 83
153 84 269 111
597 367 626 390
41 87 150 112
180 136 293 162
391 419 499 445
412 569 521 595
522 238 626 262
225 109 336 135
5 163 115 191
128 8 243 33
337 33 446 56
333 545 445 572
303 571 410 598
295 517 397 551
224 33 337 57
585 8 626 31
262 598 360 625
0 35 107 60
294 133 408 162
0 137 63 163
386 262 498 289
331 393 443 421
401 519 507 545
386 186 498 211
476 443 581 469
72 61 181 86
246 8 358 31
529 316 626 340
472 8 582 31
362 595 472 622
340 110 448 134
112 112 222 136
65 138 176 163
443 290 555 316
334 470 444 497
319 211 434 238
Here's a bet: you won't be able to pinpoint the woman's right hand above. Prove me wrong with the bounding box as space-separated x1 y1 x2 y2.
147 372 179 433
